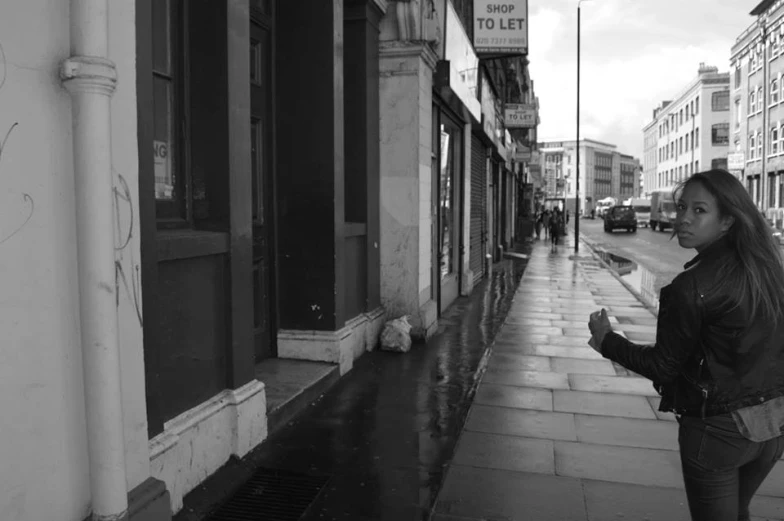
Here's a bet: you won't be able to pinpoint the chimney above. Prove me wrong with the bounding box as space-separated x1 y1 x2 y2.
698 62 719 74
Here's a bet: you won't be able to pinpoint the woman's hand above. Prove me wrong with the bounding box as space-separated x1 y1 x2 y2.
588 309 612 354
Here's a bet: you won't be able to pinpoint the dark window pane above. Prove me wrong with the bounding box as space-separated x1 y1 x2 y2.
251 118 263 223
153 76 175 201
250 39 261 85
152 0 171 75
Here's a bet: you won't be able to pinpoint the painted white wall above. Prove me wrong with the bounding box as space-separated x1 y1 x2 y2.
0 2 90 520
109 0 152 493
0 2 149 520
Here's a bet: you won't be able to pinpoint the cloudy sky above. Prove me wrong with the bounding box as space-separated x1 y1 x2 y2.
529 0 758 158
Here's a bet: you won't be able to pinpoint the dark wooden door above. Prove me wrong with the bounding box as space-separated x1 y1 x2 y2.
250 17 274 361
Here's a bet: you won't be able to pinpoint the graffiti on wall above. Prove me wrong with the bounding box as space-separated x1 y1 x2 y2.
114 170 143 327
0 42 34 247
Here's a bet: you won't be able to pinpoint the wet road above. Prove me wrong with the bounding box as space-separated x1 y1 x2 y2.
576 218 695 302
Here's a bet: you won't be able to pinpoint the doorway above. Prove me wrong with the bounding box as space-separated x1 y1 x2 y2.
250 5 275 362
433 104 463 313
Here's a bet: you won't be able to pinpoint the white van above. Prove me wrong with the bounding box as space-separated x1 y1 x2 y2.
626 198 651 228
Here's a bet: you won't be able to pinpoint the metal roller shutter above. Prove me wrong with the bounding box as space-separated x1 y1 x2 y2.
470 135 486 283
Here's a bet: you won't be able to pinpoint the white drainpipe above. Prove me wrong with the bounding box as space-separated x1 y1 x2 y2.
60 1 129 520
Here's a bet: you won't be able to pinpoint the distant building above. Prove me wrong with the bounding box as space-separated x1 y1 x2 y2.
537 138 641 214
642 64 730 194
730 0 784 216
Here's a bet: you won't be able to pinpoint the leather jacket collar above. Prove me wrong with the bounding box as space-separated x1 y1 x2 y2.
683 235 732 271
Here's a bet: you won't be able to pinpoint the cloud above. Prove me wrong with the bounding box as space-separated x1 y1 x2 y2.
528 0 756 157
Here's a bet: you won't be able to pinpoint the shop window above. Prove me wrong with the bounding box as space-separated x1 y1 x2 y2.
711 123 729 146
150 0 227 226
152 0 184 220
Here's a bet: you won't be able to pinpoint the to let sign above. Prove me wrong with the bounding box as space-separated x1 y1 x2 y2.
473 0 528 54
727 152 745 171
505 103 536 128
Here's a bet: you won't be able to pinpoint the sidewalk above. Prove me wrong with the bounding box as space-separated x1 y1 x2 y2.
173 246 532 521
431 234 784 521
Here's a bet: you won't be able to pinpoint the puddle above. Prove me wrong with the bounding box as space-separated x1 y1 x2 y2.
594 250 660 312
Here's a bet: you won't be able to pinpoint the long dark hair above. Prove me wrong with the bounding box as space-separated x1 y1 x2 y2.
675 169 784 323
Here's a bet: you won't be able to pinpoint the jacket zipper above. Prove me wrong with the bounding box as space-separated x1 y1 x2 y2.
698 358 708 419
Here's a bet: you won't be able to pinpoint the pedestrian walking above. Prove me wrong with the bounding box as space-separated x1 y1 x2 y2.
588 169 784 521
549 209 561 251
535 211 543 240
542 209 551 240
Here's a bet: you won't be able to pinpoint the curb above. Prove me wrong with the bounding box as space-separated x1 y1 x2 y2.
577 235 659 319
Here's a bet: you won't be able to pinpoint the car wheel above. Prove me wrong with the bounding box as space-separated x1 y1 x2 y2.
631 227 637 233
651 222 657 231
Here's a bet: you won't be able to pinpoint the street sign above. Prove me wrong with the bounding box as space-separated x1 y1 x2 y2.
473 0 528 55
504 103 536 128
727 152 745 171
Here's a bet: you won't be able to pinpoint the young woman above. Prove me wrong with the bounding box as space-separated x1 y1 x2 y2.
588 169 784 521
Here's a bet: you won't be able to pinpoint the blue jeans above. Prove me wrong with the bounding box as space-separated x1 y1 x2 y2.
678 413 784 521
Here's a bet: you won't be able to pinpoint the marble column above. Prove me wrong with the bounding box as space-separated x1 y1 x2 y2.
379 41 438 339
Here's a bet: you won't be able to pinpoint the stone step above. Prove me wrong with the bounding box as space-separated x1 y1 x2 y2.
254 358 340 436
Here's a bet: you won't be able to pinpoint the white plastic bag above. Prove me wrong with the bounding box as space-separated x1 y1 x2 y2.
379 315 413 353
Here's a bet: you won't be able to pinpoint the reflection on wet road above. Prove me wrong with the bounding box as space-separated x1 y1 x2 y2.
578 218 695 309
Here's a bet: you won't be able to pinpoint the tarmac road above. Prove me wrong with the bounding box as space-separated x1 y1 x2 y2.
574 217 695 296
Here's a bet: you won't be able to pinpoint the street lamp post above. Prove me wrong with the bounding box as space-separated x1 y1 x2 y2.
575 1 582 253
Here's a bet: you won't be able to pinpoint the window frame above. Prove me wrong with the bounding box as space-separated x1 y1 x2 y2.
152 0 191 226
711 90 730 112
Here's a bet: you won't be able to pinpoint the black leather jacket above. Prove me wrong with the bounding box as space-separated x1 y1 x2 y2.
601 237 784 418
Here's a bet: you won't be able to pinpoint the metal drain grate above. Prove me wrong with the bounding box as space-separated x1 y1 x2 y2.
205 468 329 521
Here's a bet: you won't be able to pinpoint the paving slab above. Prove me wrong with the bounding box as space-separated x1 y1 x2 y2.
550 357 617 375
569 373 659 397
554 440 683 488
553 390 657 419
483 369 570 390
465 404 577 441
452 431 555 474
473 383 553 411
487 353 552 372
435 466 588 521
574 414 679 450
583 480 691 521
533 345 605 360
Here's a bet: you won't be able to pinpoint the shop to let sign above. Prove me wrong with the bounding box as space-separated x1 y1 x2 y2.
504 103 536 128
473 0 528 54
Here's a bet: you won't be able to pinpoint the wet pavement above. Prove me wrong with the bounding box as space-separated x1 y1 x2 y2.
175 233 784 521
431 234 784 521
173 246 531 521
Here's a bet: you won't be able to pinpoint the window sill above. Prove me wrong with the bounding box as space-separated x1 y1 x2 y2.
157 229 230 262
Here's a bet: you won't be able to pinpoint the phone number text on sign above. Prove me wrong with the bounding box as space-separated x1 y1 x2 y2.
473 0 528 53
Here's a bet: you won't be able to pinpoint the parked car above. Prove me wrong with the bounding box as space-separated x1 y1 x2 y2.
604 205 637 233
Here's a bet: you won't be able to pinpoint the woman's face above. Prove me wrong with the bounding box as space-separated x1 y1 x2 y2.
675 181 733 252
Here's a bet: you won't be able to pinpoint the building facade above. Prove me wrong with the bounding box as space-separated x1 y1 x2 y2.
642 64 730 194
537 139 640 215
730 0 784 221
0 1 537 520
